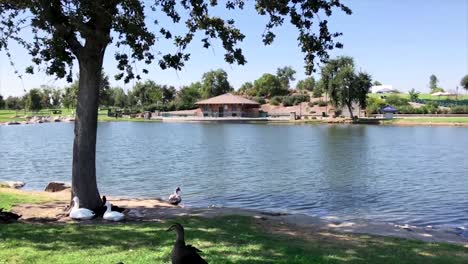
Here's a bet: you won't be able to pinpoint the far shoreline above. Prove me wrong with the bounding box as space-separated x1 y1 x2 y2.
2 114 468 127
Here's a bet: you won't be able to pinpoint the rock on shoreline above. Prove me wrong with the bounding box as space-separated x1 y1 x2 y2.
44 182 71 192
0 181 26 189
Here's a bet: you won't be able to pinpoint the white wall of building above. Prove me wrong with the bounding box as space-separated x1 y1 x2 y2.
371 85 394 93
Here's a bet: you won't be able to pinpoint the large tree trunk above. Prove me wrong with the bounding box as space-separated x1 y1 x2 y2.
346 102 354 119
71 48 105 210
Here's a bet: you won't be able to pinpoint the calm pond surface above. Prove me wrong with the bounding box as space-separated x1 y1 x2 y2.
1 122 468 227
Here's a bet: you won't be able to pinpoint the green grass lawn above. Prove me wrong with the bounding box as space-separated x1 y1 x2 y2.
0 188 52 210
390 117 468 124
1 190 468 263
0 109 161 123
368 93 468 106
0 109 75 122
368 93 468 100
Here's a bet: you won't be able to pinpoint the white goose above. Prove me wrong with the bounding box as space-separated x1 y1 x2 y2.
168 187 182 205
70 196 95 220
103 201 125 222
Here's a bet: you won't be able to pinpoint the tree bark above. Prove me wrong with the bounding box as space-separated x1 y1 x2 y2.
346 102 354 119
71 48 105 210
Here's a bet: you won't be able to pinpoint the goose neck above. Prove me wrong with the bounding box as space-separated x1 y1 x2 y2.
105 202 112 213
175 230 185 244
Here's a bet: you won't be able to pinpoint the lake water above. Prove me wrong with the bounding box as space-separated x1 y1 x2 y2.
1 122 468 228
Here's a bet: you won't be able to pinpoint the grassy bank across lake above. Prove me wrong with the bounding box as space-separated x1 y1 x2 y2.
0 109 161 124
385 117 468 126
1 188 468 263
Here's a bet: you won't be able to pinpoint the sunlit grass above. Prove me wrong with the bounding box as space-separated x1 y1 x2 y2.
390 117 468 124
0 188 52 210
0 109 161 123
368 93 468 101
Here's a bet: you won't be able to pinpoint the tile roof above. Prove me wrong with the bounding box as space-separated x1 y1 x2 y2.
195 93 260 105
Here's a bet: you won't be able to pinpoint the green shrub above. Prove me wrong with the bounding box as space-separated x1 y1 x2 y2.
282 96 294 106
270 96 282 106
423 103 438 114
366 96 386 114
397 105 416 114
291 94 310 105
317 100 328 107
437 108 449 114
450 105 468 114
143 104 159 112
385 94 409 106
308 101 318 107
312 87 323 98
252 97 266 104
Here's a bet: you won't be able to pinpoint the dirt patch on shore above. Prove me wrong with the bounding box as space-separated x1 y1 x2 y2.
9 189 178 223
6 189 468 245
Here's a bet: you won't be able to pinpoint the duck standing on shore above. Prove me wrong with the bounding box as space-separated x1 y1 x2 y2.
168 187 182 205
167 223 208 264
69 196 95 220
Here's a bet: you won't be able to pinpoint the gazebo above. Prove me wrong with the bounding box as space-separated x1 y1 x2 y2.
380 105 397 119
195 93 260 117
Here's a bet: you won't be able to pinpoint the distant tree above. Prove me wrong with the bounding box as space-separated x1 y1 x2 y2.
296 77 315 91
162 86 176 104
408 88 420 102
238 82 254 96
0 0 351 209
25 89 43 112
200 69 233 98
461 75 468 91
276 66 296 90
429 74 439 93
51 89 63 108
108 87 127 108
99 72 111 107
132 80 160 106
373 81 382 86
254 73 284 97
313 79 325 98
62 82 78 109
175 82 202 110
321 56 372 118
40 86 53 109
5 96 21 110
126 91 138 109
0 95 4 109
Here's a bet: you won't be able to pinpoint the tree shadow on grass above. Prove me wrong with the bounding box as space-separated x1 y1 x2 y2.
1 216 467 264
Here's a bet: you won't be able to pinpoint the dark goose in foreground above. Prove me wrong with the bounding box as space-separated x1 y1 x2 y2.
167 223 208 264
0 208 21 224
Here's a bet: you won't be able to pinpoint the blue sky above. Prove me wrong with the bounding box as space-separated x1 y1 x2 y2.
0 0 466 96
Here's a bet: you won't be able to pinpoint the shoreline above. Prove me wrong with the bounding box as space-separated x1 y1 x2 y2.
4 188 467 246
2 118 468 127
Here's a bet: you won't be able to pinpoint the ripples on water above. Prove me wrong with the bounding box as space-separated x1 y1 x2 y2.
1 122 468 227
